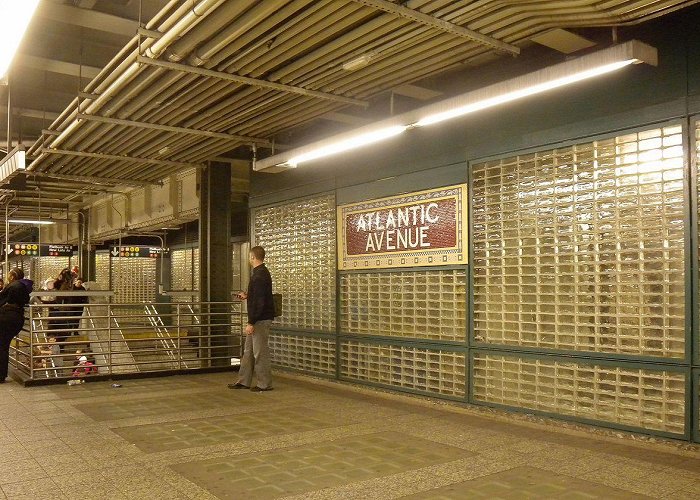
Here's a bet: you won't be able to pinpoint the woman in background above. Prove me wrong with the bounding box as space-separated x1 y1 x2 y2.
0 268 31 383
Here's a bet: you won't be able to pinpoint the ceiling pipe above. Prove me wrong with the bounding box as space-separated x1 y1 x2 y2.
27 0 227 171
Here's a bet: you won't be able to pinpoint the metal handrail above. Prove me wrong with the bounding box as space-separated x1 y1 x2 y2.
12 301 243 381
143 304 186 368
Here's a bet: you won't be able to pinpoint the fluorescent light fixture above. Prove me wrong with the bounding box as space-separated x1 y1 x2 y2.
254 40 657 172
0 147 26 183
0 1 41 79
415 60 636 126
287 126 406 167
8 219 55 225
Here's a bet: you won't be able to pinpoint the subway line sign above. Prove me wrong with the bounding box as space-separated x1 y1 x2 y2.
110 246 170 258
337 184 468 270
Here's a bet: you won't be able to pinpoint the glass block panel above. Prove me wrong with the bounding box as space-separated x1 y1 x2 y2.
340 269 467 342
171 248 199 292
95 253 110 291
473 352 685 435
111 257 157 304
340 340 466 397
254 194 336 332
29 256 71 287
472 125 685 357
269 333 335 375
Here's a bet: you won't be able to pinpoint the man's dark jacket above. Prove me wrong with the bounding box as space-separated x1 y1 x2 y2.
247 263 275 325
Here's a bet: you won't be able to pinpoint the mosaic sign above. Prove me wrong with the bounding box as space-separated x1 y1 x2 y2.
337 184 467 270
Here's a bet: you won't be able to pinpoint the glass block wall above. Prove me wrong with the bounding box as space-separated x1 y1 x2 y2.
269 333 336 375
472 352 686 435
253 194 336 332
29 256 71 288
111 257 157 304
472 125 685 358
340 340 466 398
94 252 110 290
171 248 199 293
340 269 467 342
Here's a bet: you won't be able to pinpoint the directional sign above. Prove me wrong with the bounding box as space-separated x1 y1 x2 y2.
45 244 75 257
6 243 76 257
110 246 169 258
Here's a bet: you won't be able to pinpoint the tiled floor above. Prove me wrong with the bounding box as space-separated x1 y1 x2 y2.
0 372 699 499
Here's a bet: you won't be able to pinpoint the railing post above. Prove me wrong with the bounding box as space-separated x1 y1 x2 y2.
107 304 112 375
177 303 182 370
29 305 34 381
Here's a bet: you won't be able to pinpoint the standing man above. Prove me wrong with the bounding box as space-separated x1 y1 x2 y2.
229 246 275 392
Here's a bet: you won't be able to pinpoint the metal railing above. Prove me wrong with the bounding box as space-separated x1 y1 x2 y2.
10 301 244 381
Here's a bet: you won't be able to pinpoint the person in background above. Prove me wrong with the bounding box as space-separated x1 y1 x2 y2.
68 277 88 331
0 268 31 383
0 278 4 291
228 246 275 392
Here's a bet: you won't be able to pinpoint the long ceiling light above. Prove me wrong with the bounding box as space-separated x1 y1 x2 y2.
8 219 55 225
0 0 41 79
255 40 657 173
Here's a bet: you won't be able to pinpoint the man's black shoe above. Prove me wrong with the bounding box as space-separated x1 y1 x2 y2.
227 383 249 389
250 386 273 392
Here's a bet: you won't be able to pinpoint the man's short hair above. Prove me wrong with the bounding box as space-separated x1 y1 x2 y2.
250 246 265 261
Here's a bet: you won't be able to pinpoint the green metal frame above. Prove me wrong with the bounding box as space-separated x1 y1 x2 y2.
693 369 699 443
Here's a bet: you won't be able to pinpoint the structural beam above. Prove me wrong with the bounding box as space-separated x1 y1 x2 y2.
36 2 138 37
320 112 371 126
0 106 60 121
17 55 101 79
351 0 519 55
40 148 203 169
136 55 369 108
77 113 272 146
29 171 161 187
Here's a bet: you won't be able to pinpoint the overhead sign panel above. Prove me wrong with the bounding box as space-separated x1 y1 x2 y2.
110 246 169 258
6 243 75 257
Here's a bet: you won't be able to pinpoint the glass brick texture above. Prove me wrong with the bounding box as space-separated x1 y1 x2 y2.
269 333 335 375
111 257 157 304
95 253 110 291
340 340 466 397
472 352 686 435
472 125 685 357
29 257 71 287
340 269 467 342
254 195 336 332
171 248 199 294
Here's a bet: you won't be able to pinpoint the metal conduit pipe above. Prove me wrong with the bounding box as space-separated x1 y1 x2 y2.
217 0 334 73
231 1 365 77
28 0 226 170
38 1 456 170
117 72 198 120
202 0 318 68
144 0 228 59
33 1 183 156
239 0 449 81
26 0 684 178
267 16 409 84
166 0 260 63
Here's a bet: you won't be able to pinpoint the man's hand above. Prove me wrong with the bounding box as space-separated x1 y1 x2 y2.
237 291 248 300
245 324 255 335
